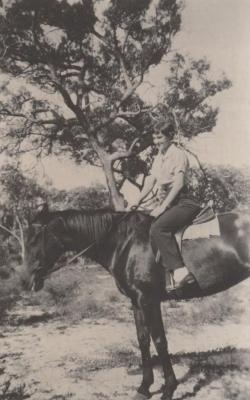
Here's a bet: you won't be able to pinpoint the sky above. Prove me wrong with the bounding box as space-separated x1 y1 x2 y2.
175 0 250 167
2 0 250 190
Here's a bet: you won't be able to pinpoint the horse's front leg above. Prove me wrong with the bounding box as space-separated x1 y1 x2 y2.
133 305 154 398
145 302 178 400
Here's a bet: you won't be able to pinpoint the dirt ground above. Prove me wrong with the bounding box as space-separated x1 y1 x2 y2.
1 273 250 400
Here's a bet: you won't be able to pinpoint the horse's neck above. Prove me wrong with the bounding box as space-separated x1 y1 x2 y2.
87 211 149 270
58 211 115 265
59 210 148 270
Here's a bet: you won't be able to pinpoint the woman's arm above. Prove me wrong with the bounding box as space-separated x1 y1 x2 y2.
161 172 184 209
128 174 156 208
150 173 184 217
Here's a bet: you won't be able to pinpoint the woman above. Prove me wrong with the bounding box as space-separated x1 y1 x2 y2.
127 117 201 292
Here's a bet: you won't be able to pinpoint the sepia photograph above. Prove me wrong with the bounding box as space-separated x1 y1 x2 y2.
0 1 250 399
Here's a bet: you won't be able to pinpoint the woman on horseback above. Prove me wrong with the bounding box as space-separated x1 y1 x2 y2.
127 116 201 291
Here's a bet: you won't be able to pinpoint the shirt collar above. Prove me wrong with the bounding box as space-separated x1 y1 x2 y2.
159 143 175 160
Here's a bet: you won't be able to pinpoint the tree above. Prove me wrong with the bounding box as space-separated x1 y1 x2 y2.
0 163 48 264
0 0 231 209
0 163 48 223
0 162 111 266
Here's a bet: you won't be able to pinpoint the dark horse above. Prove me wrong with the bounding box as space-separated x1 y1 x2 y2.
21 207 250 400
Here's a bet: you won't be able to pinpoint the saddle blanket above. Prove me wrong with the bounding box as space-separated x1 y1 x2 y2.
181 216 220 241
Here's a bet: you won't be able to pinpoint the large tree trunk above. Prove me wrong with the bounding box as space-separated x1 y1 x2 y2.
102 158 125 211
90 138 125 211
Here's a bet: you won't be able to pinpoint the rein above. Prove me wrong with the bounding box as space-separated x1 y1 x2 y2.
67 242 96 264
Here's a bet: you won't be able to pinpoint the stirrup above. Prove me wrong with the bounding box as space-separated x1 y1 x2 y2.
169 271 175 289
166 272 196 293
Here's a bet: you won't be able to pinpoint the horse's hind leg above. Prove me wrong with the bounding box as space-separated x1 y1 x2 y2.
146 302 177 400
133 305 154 398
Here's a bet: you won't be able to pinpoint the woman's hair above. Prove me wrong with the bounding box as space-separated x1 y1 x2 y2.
154 115 176 139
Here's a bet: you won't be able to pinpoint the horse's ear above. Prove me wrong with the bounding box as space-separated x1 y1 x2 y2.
37 202 49 215
31 202 50 226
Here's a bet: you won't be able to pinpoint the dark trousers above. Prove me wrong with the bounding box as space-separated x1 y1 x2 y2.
150 198 200 271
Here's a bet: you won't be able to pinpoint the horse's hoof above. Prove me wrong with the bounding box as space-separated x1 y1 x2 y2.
136 386 152 399
161 392 172 400
133 390 152 400
160 380 178 400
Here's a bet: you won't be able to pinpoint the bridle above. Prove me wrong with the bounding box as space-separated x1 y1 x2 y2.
30 223 67 279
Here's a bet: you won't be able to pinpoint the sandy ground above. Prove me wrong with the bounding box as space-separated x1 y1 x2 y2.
1 281 250 400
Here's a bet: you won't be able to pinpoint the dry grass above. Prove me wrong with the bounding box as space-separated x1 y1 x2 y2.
30 259 246 333
162 283 246 332
0 258 247 330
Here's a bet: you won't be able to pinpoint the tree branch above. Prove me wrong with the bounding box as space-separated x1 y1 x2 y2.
119 54 133 90
49 65 89 129
113 166 143 190
0 223 23 250
91 76 145 134
16 215 25 262
0 106 66 128
92 29 116 57
109 138 139 163
111 25 133 91
117 106 151 119
118 74 144 108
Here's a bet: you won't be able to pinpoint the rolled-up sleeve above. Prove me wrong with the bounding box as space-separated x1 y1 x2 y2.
149 145 189 186
172 148 188 175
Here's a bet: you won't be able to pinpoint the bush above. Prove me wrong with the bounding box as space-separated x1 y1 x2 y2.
187 164 250 212
0 380 30 400
0 271 22 321
30 262 129 323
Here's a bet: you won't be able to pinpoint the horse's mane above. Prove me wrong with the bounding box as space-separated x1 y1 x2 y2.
32 207 152 243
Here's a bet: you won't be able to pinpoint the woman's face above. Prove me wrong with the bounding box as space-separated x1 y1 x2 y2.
152 130 171 149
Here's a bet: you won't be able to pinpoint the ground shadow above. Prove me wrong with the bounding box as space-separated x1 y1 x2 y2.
150 347 250 399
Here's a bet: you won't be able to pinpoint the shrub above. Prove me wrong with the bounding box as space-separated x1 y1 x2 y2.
0 271 22 321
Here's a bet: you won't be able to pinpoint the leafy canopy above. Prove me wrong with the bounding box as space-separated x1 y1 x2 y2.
0 0 231 207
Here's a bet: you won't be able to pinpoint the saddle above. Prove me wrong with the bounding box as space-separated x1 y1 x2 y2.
191 204 215 225
175 205 216 252
154 205 220 294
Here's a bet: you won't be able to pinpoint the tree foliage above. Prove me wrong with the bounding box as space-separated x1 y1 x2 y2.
0 0 231 209
160 54 231 137
0 163 109 268
0 164 48 224
49 183 109 210
187 165 250 212
0 163 48 267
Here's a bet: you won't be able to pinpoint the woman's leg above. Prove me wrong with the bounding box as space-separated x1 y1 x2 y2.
150 200 200 287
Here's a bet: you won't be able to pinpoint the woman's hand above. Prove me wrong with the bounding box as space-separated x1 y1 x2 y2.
125 201 139 212
150 205 166 218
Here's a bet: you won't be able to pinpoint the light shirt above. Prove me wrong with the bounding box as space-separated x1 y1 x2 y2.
142 144 189 209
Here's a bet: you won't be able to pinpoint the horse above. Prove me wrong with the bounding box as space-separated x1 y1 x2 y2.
21 206 250 400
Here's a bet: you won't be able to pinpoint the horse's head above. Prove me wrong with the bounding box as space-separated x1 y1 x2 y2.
22 217 66 292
